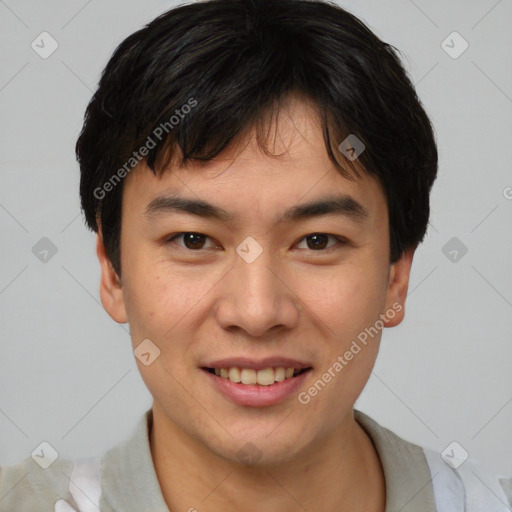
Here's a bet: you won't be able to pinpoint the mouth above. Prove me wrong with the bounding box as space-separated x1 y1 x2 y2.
200 364 313 407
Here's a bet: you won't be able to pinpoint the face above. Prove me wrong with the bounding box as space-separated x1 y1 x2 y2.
97 95 414 466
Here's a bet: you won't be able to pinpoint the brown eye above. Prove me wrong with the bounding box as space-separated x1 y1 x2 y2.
306 234 330 250
297 233 344 251
166 232 215 250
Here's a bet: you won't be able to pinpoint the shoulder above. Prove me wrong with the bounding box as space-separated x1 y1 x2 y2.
422 445 512 511
1 409 152 511
0 455 85 511
354 409 512 511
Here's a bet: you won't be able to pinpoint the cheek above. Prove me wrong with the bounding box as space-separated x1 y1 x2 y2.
125 277 187 338
298 263 386 338
124 268 200 397
122 260 220 353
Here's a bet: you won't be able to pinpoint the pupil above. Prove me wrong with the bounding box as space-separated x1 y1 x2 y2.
308 234 327 250
184 232 204 249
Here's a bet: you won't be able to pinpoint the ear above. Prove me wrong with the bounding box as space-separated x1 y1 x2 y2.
383 247 415 327
96 226 128 323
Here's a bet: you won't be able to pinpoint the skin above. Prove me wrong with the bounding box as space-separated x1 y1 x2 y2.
97 94 415 512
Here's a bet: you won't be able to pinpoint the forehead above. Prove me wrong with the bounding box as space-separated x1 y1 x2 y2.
122 96 387 226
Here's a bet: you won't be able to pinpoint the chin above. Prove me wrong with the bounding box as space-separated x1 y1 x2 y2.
207 424 312 468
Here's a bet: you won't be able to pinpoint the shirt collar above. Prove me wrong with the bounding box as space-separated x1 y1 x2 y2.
354 409 437 512
99 408 170 512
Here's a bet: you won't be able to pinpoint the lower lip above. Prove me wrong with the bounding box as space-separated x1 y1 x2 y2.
201 368 312 407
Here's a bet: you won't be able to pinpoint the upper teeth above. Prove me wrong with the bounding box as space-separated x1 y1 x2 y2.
214 367 299 385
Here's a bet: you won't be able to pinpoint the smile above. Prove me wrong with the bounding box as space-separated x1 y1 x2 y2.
205 366 309 385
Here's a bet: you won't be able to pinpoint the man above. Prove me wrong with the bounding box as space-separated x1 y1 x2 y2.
1 0 511 510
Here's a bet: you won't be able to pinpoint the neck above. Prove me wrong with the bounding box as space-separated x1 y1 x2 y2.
149 406 386 512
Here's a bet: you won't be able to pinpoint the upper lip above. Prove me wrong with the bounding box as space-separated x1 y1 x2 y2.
202 357 313 371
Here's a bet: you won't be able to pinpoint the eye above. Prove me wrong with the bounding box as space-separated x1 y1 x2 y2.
296 233 347 251
165 232 218 251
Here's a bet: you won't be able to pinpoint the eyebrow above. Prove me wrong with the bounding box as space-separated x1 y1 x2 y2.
144 192 369 225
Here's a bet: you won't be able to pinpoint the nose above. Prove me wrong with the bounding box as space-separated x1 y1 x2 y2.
213 248 300 338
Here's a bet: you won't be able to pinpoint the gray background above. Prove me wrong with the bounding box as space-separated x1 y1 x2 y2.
1 0 511 476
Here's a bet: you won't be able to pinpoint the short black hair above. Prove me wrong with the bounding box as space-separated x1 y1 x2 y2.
76 0 438 277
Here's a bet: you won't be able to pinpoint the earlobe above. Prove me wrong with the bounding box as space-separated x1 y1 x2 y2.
383 247 415 328
96 228 128 324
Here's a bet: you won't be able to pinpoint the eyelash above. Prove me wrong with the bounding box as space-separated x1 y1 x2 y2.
164 232 349 253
